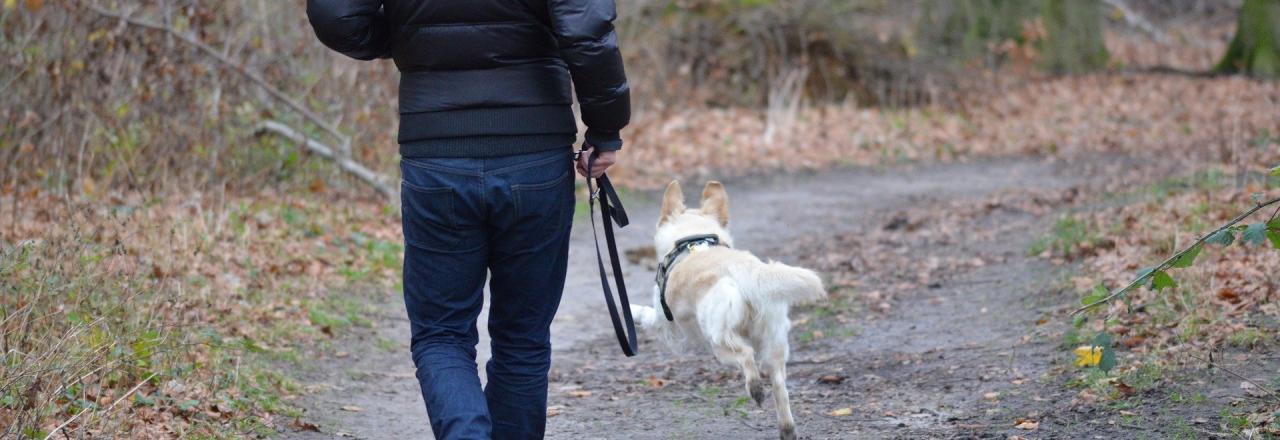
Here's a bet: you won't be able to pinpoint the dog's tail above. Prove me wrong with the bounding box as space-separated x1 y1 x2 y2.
753 262 826 306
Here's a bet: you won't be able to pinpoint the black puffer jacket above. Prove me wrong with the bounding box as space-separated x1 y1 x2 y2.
307 0 630 157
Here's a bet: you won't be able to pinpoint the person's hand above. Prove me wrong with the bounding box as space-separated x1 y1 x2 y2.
576 146 617 179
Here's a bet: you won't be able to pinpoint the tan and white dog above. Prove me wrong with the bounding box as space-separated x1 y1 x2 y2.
631 181 826 440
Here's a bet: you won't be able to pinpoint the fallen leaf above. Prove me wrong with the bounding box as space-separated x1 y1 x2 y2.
546 405 564 417
828 407 853 417
817 374 847 385
340 405 363 412
646 376 667 388
291 418 321 432
983 392 1000 401
1114 381 1135 396
1120 335 1146 348
1073 346 1102 367
1241 381 1269 398
568 390 592 398
1014 419 1039 430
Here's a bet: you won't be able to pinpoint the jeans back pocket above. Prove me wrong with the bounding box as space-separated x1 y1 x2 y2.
511 169 574 238
401 180 462 252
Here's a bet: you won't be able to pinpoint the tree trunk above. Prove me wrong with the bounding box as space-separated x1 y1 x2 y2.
1039 0 1110 73
1216 0 1280 78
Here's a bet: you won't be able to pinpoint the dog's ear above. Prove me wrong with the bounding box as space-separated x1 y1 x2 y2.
659 180 686 225
700 181 729 227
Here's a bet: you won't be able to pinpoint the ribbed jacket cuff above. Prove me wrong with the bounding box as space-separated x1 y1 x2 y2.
585 129 623 151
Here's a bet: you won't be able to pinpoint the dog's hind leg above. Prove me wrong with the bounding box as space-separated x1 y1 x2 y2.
715 333 764 405
762 322 797 439
766 362 796 440
698 280 765 405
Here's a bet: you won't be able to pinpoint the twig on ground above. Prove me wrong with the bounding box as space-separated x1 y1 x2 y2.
1192 427 1233 439
685 391 713 403
1185 352 1280 403
735 416 765 431
42 373 155 440
1073 196 1280 316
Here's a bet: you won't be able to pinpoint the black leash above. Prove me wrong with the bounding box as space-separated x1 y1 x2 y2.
583 150 639 357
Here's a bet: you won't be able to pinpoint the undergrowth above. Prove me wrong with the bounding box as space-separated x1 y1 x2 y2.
0 185 400 437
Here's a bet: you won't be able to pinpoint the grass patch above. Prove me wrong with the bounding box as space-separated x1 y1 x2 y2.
0 193 399 437
1029 215 1110 258
1226 327 1267 349
793 290 861 345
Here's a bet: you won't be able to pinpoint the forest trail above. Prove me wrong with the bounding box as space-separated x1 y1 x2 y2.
281 156 1115 439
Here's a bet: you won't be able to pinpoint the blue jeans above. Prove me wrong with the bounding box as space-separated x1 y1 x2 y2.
399 148 576 440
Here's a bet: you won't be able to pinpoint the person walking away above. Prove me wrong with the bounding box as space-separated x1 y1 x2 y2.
306 1 630 438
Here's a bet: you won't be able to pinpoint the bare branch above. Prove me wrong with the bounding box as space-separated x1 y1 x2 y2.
1185 352 1280 403
1073 195 1280 316
83 2 396 199
256 121 397 202
85 3 350 154
42 372 156 440
1100 0 1171 44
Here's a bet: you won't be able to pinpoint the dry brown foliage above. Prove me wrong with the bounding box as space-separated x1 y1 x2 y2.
2 0 1278 437
1 188 398 437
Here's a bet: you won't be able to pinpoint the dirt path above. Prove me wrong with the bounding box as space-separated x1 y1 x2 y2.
281 156 1119 439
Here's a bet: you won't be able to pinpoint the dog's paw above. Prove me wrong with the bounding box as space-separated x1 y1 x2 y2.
779 424 797 440
749 380 766 406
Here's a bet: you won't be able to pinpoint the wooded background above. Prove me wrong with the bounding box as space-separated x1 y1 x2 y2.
2 0 1278 438
3 0 1276 198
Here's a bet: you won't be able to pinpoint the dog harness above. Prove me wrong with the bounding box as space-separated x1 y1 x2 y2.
655 234 728 321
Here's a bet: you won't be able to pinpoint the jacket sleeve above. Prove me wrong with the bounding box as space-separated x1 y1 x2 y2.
306 0 391 61
548 0 631 151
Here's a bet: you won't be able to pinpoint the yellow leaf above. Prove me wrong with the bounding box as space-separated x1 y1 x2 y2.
1073 345 1102 368
3 0 14 11
80 177 96 197
828 407 853 417
1014 419 1039 430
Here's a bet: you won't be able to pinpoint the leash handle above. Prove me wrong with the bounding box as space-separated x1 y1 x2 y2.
585 150 638 357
